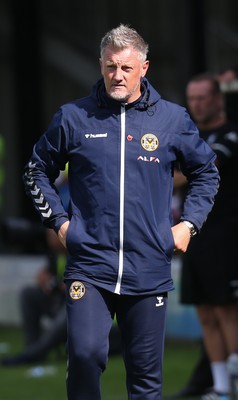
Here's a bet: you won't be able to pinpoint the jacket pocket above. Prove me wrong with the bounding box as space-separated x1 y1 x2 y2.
158 220 175 259
65 215 81 255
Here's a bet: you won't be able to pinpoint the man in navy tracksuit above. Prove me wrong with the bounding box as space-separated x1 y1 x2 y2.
23 24 219 399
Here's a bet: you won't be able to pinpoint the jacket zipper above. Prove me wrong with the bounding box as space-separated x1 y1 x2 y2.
114 104 126 294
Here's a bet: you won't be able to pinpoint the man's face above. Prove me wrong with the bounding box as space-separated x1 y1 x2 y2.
99 46 149 103
186 80 222 125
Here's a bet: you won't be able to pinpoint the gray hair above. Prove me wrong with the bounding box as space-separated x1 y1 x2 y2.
100 24 149 62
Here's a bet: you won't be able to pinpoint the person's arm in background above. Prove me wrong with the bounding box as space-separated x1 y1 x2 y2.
171 111 220 253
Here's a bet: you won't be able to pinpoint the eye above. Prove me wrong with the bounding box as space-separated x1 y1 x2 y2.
123 66 133 72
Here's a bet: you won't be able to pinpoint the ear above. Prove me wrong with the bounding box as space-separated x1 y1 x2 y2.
99 58 103 75
141 60 149 77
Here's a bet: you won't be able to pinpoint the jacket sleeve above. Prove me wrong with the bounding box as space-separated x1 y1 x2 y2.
23 109 69 232
177 111 220 231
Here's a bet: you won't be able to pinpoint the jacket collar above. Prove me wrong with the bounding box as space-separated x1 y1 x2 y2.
93 78 161 110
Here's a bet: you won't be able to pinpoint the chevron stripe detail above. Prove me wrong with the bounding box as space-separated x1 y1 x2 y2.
34 193 44 204
41 209 53 218
33 189 52 218
39 202 50 211
30 186 40 196
24 160 53 220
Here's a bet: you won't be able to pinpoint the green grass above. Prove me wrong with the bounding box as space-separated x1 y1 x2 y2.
0 326 200 399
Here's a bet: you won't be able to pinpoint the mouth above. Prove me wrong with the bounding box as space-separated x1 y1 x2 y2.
112 83 125 89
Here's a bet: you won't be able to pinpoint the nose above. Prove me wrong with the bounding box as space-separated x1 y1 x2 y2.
113 67 123 81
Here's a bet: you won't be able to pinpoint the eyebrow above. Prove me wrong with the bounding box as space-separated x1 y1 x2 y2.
105 61 133 66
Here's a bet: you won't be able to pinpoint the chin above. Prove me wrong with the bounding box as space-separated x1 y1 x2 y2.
110 91 129 102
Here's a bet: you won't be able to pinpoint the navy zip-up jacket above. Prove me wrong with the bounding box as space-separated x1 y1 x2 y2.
23 78 219 295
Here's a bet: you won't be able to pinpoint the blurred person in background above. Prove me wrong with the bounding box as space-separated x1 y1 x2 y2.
169 73 238 400
1 247 67 366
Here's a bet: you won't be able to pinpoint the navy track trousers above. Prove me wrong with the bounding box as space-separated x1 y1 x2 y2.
65 280 168 400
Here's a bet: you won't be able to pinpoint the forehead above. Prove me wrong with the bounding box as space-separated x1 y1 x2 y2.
186 80 214 97
101 46 141 65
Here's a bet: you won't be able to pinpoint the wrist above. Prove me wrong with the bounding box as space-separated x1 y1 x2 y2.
182 220 197 237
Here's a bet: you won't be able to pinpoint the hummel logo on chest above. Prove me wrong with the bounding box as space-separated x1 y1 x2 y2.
85 133 108 139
